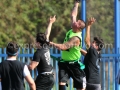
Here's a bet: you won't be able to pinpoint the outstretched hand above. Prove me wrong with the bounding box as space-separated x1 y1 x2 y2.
49 15 56 23
86 17 96 26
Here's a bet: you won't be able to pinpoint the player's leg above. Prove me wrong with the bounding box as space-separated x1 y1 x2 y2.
69 63 86 90
58 62 70 90
86 83 101 90
35 74 54 90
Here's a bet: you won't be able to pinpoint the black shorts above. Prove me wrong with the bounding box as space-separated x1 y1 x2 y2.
35 74 54 90
58 61 86 89
86 83 101 90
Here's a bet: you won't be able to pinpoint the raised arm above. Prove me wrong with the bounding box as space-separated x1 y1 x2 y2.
50 36 80 50
85 17 96 49
71 1 80 24
45 15 56 41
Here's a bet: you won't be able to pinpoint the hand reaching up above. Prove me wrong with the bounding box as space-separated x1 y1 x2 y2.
86 17 96 26
49 15 56 23
45 15 56 40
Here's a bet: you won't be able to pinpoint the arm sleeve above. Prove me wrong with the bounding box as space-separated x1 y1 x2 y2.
23 65 31 77
32 51 41 62
88 46 97 56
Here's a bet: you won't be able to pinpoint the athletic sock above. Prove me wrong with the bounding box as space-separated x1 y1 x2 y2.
59 85 66 90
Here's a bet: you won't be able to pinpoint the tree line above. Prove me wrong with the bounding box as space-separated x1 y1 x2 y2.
0 0 114 48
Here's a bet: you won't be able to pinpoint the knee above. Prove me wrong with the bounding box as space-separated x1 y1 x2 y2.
59 82 66 85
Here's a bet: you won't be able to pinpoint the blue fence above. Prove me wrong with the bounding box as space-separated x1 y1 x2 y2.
0 48 120 90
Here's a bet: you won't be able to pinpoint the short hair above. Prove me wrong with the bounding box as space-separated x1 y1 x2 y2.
36 33 49 46
94 37 104 51
6 41 19 56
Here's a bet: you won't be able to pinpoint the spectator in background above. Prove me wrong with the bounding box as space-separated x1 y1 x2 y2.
0 41 36 90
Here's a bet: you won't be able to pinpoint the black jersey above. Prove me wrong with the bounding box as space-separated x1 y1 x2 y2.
84 46 101 84
33 47 53 74
0 60 25 90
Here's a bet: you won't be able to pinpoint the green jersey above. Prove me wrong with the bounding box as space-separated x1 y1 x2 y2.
61 29 82 61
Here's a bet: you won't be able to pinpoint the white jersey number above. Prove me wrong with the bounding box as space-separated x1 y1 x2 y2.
44 51 50 65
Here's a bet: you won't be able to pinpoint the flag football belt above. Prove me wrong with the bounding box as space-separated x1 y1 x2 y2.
50 55 85 70
60 59 85 70
41 70 53 75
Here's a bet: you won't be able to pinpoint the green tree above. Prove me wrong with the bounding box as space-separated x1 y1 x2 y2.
0 0 114 47
86 0 114 44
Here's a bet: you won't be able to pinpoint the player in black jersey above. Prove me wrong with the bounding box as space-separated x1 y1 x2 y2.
84 17 104 90
28 15 56 90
